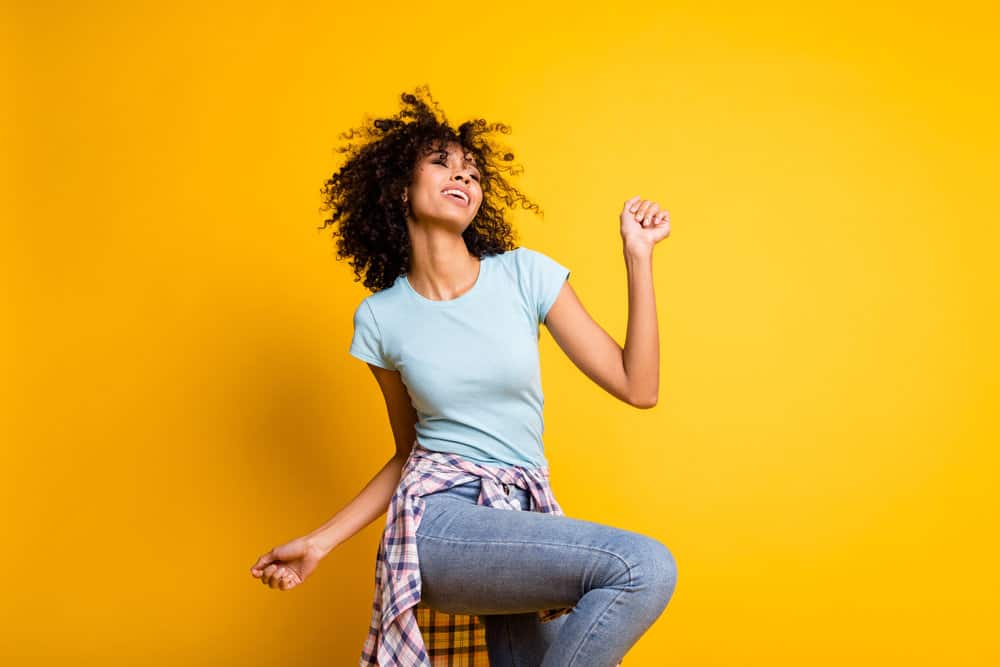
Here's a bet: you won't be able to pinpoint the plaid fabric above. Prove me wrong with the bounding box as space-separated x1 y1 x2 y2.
413 605 488 666
360 440 574 666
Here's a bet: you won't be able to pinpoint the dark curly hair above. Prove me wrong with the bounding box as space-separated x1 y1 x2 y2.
318 84 544 292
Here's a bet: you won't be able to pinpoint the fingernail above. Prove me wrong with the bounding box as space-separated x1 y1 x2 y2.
637 215 643 221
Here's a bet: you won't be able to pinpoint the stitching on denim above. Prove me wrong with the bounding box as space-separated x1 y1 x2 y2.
420 535 636 664
417 534 636 582
566 586 629 667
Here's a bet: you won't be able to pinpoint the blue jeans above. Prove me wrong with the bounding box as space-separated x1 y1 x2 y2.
415 479 678 666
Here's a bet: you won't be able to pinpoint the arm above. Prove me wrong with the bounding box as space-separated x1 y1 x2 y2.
544 196 670 409
544 247 659 409
305 363 419 555
621 247 659 407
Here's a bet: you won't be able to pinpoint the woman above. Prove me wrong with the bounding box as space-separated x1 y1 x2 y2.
250 85 677 666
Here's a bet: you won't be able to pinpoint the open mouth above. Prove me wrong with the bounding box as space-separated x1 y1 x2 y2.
442 190 470 207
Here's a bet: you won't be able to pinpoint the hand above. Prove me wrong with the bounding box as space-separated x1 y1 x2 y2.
620 195 671 253
249 536 325 591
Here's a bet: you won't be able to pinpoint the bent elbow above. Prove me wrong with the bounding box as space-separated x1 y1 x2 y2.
630 394 659 409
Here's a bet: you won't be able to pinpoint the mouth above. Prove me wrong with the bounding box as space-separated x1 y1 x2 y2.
441 189 471 207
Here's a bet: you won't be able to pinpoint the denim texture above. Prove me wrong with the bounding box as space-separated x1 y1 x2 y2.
415 479 678 666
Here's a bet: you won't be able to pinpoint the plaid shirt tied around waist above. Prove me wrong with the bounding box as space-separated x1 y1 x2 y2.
359 441 574 666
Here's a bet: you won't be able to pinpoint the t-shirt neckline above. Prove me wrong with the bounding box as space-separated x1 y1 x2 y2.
402 256 488 306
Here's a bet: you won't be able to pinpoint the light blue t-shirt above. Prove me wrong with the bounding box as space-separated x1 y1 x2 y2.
349 247 571 469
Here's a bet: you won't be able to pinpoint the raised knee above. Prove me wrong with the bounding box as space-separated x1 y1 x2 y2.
632 535 678 605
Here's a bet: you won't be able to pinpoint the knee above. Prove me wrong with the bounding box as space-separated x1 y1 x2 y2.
629 534 678 609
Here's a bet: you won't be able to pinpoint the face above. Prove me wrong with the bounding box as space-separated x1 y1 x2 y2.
404 141 483 232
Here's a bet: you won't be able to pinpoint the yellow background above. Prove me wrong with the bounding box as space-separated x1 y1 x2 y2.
4 1 998 664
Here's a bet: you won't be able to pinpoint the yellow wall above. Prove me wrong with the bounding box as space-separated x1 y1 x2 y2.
4 1 998 664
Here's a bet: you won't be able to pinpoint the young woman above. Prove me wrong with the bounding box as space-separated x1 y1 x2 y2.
250 85 677 667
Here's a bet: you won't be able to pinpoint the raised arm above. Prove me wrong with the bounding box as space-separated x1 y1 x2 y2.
544 195 671 409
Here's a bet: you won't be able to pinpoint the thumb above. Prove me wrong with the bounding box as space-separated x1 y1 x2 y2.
251 550 276 574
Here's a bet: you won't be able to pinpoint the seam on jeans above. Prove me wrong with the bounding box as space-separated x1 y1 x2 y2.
417 534 636 583
566 585 629 667
420 535 636 664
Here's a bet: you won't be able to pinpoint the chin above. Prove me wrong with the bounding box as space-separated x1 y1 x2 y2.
441 210 476 229
420 206 477 231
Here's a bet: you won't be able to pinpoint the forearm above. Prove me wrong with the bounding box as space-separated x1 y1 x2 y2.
622 244 660 407
304 453 408 556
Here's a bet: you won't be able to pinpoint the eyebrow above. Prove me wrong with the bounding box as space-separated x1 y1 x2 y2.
432 148 479 170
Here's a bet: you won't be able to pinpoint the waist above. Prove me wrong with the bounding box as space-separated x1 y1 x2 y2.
412 433 548 469
407 440 550 474
423 478 532 509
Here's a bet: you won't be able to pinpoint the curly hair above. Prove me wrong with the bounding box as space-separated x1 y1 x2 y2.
318 84 544 292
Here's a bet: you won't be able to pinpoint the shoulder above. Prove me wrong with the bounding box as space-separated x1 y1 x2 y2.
352 293 378 320
489 246 570 289
351 296 380 336
513 246 565 265
353 277 405 317
495 246 563 272
351 292 389 338
509 246 570 278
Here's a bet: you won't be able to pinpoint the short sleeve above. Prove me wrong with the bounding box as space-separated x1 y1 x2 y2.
517 247 571 324
349 300 396 370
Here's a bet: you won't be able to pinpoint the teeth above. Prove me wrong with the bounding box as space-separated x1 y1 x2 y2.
443 189 469 203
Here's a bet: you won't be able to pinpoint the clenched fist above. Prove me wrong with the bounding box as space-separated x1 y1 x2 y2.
620 195 671 252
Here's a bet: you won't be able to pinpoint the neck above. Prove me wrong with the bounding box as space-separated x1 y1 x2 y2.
406 233 479 301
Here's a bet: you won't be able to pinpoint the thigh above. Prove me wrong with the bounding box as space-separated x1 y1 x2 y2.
415 487 670 616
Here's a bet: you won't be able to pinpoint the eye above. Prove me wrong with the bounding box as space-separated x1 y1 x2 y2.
433 156 481 182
